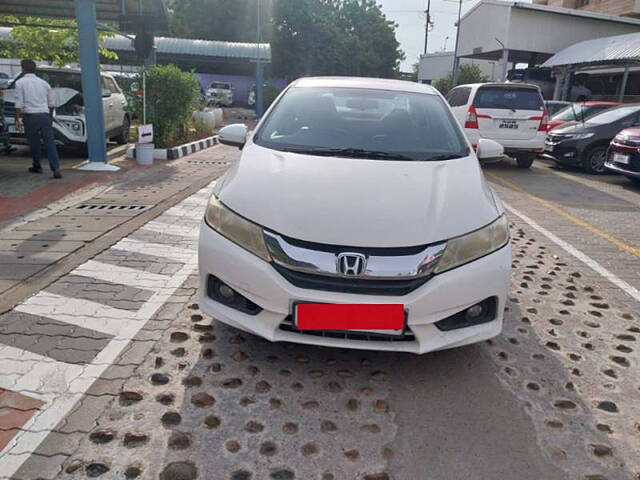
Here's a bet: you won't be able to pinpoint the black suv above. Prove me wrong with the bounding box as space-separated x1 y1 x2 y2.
544 104 640 173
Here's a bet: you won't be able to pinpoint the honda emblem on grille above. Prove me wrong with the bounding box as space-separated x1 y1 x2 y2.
336 252 367 277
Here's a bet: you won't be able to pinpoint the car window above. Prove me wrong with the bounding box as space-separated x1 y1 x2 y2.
553 104 583 122
104 77 120 94
446 87 470 107
255 86 469 161
474 87 543 111
586 106 640 125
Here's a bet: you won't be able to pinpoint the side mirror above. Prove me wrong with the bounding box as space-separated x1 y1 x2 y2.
476 138 504 160
102 89 111 98
219 123 248 149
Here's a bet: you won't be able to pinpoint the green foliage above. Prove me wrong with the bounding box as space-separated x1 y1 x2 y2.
166 0 404 80
263 84 281 110
136 65 201 148
433 64 489 95
0 16 117 67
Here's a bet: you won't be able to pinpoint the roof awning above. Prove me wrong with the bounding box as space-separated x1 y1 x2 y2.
0 0 168 32
542 32 640 68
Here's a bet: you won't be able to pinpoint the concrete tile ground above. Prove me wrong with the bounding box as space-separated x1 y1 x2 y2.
1 151 639 480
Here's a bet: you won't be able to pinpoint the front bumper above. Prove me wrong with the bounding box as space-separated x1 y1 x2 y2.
198 223 511 354
605 145 640 178
543 140 583 166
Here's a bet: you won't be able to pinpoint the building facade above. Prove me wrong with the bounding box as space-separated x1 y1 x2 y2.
418 52 499 84
533 0 640 18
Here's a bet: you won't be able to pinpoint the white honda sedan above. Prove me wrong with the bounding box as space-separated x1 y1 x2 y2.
198 77 511 354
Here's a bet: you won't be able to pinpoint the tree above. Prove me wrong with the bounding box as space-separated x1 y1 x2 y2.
433 64 488 95
166 0 404 80
0 16 117 67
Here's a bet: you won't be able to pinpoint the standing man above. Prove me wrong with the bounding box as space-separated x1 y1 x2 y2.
14 59 62 179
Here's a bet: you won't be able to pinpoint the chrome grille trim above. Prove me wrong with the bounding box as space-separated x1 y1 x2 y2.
264 232 446 280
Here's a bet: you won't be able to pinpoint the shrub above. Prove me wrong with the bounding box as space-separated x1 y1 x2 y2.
263 84 281 110
135 64 200 148
433 64 489 96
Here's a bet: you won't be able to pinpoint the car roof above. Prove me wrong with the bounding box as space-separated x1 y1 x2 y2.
36 66 111 77
460 82 541 90
579 101 621 106
292 77 439 95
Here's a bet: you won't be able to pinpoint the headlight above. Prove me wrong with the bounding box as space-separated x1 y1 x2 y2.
204 194 271 262
567 132 594 140
60 120 82 133
434 215 509 274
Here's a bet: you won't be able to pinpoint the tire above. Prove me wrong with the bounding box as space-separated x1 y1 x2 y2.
516 153 535 169
583 145 607 174
113 116 130 145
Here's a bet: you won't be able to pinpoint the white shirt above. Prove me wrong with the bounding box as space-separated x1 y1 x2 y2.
14 74 53 114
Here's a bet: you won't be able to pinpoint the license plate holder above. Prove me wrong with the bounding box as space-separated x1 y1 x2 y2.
293 302 406 335
613 152 630 165
498 120 518 130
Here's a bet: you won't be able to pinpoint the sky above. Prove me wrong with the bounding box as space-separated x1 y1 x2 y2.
379 0 479 71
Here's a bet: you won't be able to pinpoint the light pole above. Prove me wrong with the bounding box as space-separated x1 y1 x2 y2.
450 0 463 88
424 0 432 54
255 0 265 117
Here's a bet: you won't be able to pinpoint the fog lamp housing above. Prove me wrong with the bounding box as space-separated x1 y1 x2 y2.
207 276 262 315
435 297 497 331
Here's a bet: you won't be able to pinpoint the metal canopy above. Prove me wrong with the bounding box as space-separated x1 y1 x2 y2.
542 32 640 69
0 0 169 31
105 35 272 63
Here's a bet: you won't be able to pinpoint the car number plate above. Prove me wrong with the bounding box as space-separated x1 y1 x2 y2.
613 153 630 165
498 120 518 129
294 303 405 333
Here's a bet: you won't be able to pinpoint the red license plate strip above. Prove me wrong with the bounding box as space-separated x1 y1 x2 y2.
295 303 405 331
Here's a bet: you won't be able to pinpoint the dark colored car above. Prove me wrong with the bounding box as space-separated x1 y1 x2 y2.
544 104 640 173
605 127 640 185
547 101 621 131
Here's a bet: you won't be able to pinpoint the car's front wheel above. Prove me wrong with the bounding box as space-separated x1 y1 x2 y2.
113 116 130 145
583 145 607 174
516 153 535 169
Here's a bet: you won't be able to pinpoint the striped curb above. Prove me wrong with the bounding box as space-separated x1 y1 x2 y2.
126 135 219 161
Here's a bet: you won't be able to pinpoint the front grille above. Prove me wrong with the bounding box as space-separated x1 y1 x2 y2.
3 102 15 118
273 264 431 296
279 316 416 343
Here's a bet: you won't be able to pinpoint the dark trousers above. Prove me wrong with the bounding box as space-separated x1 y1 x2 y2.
23 113 60 172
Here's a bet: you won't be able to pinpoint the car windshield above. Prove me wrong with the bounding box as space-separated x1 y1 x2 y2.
553 104 611 122
38 70 83 91
474 87 543 111
255 86 469 161
210 82 230 89
586 105 640 125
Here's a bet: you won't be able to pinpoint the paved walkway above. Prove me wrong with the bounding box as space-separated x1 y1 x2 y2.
0 144 231 312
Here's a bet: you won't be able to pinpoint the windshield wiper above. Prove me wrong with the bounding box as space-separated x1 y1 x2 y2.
421 153 465 161
282 147 414 161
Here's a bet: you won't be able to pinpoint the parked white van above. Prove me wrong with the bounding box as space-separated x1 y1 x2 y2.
446 83 548 168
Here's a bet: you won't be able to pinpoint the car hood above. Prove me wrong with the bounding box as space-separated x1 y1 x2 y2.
551 121 596 134
618 126 640 138
215 143 500 248
3 87 78 108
